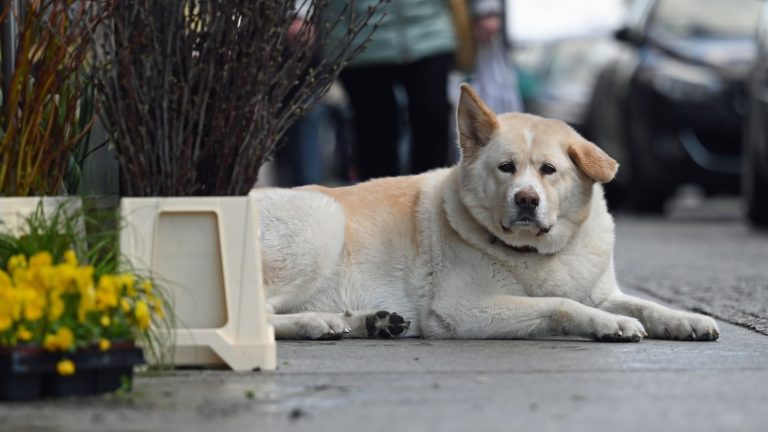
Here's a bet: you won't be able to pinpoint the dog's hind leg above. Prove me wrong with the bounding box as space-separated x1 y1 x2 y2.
269 311 351 340
268 310 412 340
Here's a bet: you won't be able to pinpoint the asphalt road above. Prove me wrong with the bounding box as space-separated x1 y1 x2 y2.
2 197 767 432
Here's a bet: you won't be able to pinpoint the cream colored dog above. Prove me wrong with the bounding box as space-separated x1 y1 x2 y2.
255 84 720 342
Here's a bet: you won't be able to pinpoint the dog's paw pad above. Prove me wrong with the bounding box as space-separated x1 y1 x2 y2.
365 311 410 338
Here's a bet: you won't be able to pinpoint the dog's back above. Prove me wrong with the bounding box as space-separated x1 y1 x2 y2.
255 173 430 323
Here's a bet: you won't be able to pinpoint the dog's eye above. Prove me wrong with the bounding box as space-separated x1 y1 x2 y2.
498 161 516 174
540 163 557 175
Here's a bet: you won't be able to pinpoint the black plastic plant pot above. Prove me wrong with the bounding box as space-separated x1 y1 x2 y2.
0 342 145 401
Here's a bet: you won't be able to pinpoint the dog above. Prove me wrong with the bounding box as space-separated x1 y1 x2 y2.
254 84 720 342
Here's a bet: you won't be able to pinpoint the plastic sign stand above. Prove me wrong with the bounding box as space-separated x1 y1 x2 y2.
119 191 276 371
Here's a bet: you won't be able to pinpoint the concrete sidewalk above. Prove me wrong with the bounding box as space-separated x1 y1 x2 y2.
3 212 767 432
614 215 768 335
2 308 767 432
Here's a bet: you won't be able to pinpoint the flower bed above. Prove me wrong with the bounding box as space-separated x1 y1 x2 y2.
0 250 164 400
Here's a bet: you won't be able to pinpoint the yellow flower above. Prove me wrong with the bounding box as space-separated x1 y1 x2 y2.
16 325 33 341
29 251 52 268
19 288 45 321
56 359 76 376
140 279 153 295
43 327 75 352
120 297 132 313
7 254 27 273
117 274 136 296
63 250 78 266
95 275 119 310
75 265 94 293
135 300 150 330
98 338 111 351
0 276 14 331
43 333 58 351
78 283 96 322
53 264 78 293
153 300 165 319
49 296 65 321
0 315 11 332
57 327 74 350
0 269 11 288
100 314 111 327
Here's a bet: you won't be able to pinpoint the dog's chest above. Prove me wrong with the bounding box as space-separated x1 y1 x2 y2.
472 251 603 299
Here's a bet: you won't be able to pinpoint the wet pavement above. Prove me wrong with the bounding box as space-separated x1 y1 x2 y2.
2 319 767 432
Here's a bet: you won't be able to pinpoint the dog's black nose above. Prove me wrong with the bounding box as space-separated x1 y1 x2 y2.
514 188 540 210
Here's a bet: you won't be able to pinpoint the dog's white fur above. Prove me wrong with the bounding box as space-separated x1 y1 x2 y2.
255 84 720 342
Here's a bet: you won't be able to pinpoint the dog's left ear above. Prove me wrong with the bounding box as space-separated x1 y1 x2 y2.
568 138 619 183
457 83 499 157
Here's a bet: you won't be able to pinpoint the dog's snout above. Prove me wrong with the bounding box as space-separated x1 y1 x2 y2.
514 188 540 209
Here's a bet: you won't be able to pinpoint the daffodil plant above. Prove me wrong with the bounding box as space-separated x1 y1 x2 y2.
0 250 164 376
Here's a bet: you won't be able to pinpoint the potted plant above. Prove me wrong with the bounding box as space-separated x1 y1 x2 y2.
95 0 383 370
0 0 108 228
0 206 167 400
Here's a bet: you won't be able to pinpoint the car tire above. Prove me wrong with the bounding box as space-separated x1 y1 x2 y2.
744 146 768 227
623 96 671 214
627 182 670 213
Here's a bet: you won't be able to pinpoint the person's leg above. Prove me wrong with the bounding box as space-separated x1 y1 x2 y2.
276 106 326 187
292 104 326 186
400 52 454 175
275 123 300 187
340 65 400 181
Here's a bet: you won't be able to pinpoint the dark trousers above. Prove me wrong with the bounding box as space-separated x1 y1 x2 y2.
340 52 453 181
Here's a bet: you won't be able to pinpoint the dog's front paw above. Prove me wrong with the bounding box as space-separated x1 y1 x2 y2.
592 316 647 343
365 311 411 338
646 311 720 341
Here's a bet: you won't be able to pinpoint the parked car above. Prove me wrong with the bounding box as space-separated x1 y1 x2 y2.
743 4 768 227
517 37 621 135
588 0 761 212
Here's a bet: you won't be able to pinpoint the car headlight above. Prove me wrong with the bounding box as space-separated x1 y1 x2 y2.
650 59 724 102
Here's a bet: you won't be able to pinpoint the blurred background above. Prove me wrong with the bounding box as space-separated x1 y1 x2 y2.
259 0 768 230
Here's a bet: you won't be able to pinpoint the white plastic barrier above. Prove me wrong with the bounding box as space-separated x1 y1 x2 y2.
119 191 276 371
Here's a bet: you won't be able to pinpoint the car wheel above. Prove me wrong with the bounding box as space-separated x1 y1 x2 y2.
744 145 768 227
623 97 672 214
627 182 670 213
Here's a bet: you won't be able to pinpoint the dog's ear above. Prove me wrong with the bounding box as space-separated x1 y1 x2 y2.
457 83 499 157
568 138 619 183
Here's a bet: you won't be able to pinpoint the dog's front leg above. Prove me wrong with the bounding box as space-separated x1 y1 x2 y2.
427 296 646 341
596 293 720 341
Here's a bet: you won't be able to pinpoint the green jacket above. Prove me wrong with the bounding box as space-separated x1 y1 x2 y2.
323 0 457 67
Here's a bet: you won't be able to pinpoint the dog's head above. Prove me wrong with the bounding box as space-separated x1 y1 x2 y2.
456 84 618 254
